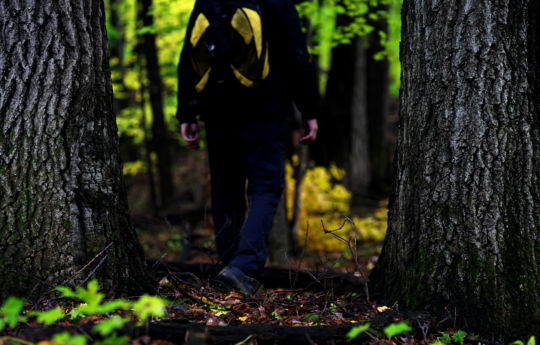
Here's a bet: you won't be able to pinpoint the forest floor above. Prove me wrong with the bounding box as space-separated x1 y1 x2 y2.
0 225 507 345
0 152 509 344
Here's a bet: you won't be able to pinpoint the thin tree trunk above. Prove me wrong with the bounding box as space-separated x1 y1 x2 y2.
348 37 370 198
138 58 159 217
371 0 540 339
366 5 390 197
267 191 291 265
139 0 174 209
0 0 153 299
108 0 129 114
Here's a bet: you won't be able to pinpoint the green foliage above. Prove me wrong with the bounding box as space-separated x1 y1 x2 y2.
0 297 26 330
303 313 320 322
437 330 472 345
452 330 467 345
57 280 130 316
132 295 168 322
346 323 370 341
383 321 412 338
512 336 536 345
57 280 103 306
92 315 130 336
29 307 65 326
438 332 452 344
92 334 131 345
51 331 88 345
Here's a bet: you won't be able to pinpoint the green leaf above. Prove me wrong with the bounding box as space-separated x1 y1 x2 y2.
56 286 80 299
527 337 536 345
384 321 412 338
452 330 467 345
93 315 130 336
57 280 104 307
439 332 452 345
0 297 25 328
51 331 88 345
346 323 370 341
77 280 104 306
303 313 319 322
92 333 130 345
132 295 168 321
29 307 65 326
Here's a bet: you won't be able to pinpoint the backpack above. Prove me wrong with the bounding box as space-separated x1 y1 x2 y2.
189 0 270 93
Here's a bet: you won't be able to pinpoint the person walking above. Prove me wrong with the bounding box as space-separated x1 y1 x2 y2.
176 0 320 294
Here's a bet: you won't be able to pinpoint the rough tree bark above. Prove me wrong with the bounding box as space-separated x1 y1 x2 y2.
139 0 174 209
371 0 540 339
0 0 153 300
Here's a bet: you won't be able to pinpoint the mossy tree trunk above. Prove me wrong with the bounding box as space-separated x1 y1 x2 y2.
371 0 540 339
0 0 153 300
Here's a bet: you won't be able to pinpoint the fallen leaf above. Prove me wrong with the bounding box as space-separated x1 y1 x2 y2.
377 306 390 313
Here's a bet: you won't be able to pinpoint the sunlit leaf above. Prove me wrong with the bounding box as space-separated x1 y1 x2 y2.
51 331 87 345
93 315 130 336
346 323 370 341
132 295 169 321
0 297 26 329
29 307 65 326
384 321 412 338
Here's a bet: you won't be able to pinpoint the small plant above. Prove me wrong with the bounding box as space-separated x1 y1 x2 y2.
132 294 169 323
346 323 370 342
384 321 412 339
303 313 320 322
57 280 130 317
29 307 65 326
48 331 88 345
1 279 170 345
0 297 26 331
452 330 467 345
438 331 452 345
512 336 536 345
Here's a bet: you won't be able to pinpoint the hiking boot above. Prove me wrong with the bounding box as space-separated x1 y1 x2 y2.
215 265 259 295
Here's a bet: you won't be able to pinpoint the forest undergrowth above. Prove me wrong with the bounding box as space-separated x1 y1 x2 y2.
0 219 529 345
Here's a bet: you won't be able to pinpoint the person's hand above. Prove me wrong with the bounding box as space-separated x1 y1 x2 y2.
300 119 318 144
181 122 200 150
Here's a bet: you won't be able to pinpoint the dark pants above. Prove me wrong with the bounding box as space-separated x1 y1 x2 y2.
206 120 285 278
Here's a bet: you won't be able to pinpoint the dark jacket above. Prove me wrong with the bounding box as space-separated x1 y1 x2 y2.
176 0 320 124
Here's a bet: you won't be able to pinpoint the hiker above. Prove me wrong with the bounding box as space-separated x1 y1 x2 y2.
176 0 320 294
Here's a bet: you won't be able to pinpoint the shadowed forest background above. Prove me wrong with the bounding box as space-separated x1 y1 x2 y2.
110 0 401 265
1 0 538 343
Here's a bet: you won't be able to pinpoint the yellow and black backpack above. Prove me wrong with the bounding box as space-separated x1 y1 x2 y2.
189 0 270 93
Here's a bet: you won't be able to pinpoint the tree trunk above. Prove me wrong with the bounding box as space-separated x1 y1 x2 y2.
348 37 371 198
371 0 540 339
0 0 153 300
139 0 174 209
365 6 390 197
313 41 353 169
108 0 130 114
267 192 291 265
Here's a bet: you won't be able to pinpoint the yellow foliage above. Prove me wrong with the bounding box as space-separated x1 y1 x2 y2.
286 160 387 252
123 160 146 176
